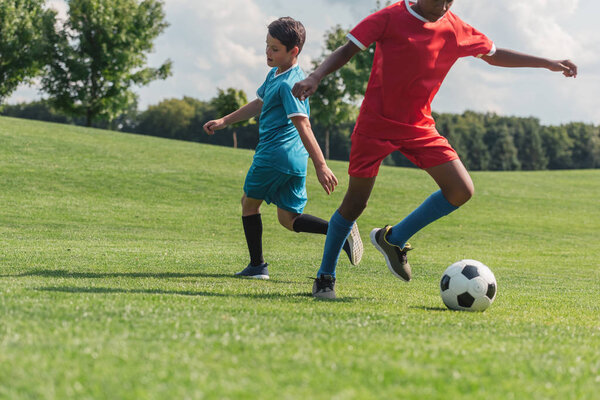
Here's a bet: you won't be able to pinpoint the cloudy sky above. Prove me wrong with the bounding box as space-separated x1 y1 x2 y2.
9 0 600 125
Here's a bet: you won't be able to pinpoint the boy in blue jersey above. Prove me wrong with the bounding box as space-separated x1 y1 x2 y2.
203 17 363 279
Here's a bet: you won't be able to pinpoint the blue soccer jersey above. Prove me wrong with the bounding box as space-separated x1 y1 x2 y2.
254 64 310 176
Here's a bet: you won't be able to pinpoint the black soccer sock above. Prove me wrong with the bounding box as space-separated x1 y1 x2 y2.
242 214 264 266
292 214 329 235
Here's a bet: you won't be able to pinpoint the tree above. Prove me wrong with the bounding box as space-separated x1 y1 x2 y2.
0 100 69 123
540 126 574 170
41 0 172 127
211 88 254 148
136 98 196 139
309 25 364 159
512 118 548 170
0 0 55 104
566 123 600 169
489 125 520 171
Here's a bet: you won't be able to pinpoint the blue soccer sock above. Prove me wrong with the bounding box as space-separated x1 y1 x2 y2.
387 190 458 248
317 210 355 278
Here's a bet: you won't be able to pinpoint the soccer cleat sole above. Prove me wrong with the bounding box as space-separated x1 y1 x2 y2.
346 223 363 266
313 290 336 299
235 273 270 280
370 228 411 282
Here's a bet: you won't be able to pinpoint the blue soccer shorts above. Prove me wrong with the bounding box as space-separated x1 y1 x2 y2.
243 163 307 214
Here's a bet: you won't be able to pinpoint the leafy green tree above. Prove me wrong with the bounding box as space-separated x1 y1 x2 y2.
489 125 521 171
136 98 196 139
309 26 365 159
454 112 489 170
0 100 69 123
211 88 254 148
309 58 357 159
41 0 172 127
512 118 548 170
540 126 574 169
0 0 55 104
565 123 600 169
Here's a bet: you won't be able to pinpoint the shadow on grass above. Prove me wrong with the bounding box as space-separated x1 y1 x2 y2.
2 269 232 279
1 269 298 284
409 305 448 312
35 286 359 302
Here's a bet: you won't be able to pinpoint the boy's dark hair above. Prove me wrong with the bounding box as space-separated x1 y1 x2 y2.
268 17 306 54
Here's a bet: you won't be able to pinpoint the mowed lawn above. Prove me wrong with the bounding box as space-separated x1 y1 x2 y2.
0 116 598 400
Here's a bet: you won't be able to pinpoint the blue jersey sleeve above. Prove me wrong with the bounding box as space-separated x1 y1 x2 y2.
256 80 266 101
280 82 309 118
257 69 273 101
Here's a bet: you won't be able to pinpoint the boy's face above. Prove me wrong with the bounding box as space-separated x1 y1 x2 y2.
266 34 298 69
415 0 454 22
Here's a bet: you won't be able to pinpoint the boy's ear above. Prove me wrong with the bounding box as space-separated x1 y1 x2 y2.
289 46 300 57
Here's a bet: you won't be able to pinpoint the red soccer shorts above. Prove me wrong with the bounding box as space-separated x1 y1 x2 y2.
348 131 459 178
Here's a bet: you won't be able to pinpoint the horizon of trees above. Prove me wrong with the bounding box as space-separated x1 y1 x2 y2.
2 96 599 171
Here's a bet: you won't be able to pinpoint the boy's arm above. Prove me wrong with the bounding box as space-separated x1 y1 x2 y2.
482 48 577 78
290 116 338 195
292 41 362 101
203 98 263 135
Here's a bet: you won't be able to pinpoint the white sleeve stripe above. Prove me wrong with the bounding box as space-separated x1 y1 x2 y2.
256 91 263 101
288 113 308 118
477 43 496 58
346 33 367 51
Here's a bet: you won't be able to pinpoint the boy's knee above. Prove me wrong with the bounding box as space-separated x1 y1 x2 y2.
277 214 292 230
277 210 297 231
447 186 474 207
460 184 474 204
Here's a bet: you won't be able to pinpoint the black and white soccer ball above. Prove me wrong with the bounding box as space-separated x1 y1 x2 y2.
440 259 497 312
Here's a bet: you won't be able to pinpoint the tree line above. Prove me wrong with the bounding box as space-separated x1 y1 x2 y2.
4 96 599 171
1 1 598 170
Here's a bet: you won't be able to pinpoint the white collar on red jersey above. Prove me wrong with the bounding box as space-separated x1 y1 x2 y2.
405 0 446 23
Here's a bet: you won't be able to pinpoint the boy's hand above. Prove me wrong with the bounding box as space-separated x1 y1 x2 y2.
315 165 339 195
203 118 227 135
548 59 578 78
292 74 320 101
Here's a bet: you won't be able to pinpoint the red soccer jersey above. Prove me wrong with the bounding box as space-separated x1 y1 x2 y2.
348 0 495 139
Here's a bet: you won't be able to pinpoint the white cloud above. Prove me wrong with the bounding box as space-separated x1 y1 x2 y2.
437 0 600 124
45 0 67 20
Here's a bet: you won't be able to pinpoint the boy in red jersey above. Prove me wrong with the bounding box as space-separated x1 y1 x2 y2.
293 0 577 298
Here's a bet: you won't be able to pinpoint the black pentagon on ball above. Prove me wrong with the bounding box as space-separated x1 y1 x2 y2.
461 265 480 280
457 292 475 308
487 282 496 299
440 274 451 291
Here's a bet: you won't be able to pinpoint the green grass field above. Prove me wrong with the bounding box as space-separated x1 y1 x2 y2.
1 116 598 399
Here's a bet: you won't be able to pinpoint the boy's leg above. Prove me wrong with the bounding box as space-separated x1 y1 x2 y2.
386 159 473 248
317 176 376 278
374 159 472 282
273 173 364 266
277 210 363 265
237 194 269 279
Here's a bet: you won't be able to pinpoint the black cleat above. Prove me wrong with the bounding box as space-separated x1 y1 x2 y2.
370 226 413 281
312 274 336 299
235 263 269 280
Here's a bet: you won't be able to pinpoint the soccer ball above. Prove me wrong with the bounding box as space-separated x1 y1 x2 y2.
440 259 497 312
